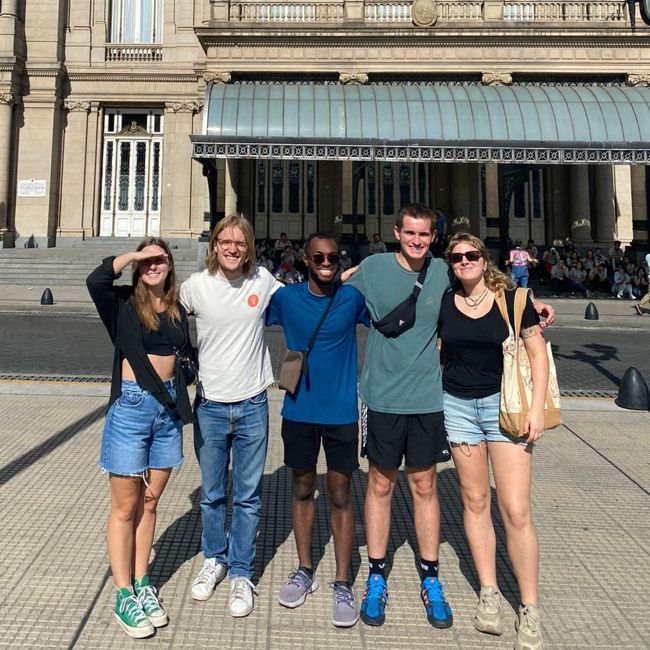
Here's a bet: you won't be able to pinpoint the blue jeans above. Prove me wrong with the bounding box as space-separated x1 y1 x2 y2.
511 265 529 288
194 390 269 579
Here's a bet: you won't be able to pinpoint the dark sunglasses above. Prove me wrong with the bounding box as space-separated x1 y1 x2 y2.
449 250 482 264
308 252 340 266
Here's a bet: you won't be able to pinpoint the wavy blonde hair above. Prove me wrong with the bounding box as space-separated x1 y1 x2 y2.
445 232 515 294
205 213 256 277
131 237 180 331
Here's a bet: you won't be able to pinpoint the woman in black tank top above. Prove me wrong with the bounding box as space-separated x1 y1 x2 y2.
439 233 549 648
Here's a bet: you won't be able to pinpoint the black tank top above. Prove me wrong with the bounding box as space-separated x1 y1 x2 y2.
142 312 185 355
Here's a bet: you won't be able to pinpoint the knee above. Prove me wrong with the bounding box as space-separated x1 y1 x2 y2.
408 474 437 502
293 476 316 502
462 489 491 517
500 502 533 532
368 474 395 500
110 499 139 523
143 491 161 516
329 485 351 510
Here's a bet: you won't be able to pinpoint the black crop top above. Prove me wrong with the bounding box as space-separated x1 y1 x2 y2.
142 312 185 355
438 289 539 399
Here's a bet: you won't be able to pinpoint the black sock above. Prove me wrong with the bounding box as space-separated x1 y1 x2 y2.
420 558 439 580
298 566 314 579
368 557 386 577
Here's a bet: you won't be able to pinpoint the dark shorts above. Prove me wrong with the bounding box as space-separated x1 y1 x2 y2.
281 418 359 473
361 405 450 471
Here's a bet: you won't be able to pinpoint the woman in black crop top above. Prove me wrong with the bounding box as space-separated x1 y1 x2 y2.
438 233 549 647
87 237 193 639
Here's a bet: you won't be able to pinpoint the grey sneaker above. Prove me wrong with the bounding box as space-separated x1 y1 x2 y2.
474 586 503 636
191 557 227 601
278 569 319 608
515 603 543 650
331 582 359 628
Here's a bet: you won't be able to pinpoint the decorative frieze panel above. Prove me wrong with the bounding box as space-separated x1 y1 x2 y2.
64 100 91 112
193 141 649 165
170 101 204 113
627 73 650 87
203 71 232 84
340 72 369 84
482 72 513 86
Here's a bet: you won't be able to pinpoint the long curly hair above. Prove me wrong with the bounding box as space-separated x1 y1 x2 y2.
445 232 515 294
131 237 180 331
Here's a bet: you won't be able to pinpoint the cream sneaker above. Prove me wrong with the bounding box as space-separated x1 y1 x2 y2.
191 557 227 601
515 603 543 650
475 585 503 635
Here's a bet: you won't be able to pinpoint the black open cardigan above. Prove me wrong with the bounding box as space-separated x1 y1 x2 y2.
86 256 194 424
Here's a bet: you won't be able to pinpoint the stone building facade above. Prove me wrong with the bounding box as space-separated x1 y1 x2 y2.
1 0 650 252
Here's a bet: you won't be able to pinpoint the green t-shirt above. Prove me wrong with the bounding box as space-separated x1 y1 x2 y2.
348 253 451 414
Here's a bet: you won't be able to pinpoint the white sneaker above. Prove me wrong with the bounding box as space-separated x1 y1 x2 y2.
191 557 227 601
229 576 256 617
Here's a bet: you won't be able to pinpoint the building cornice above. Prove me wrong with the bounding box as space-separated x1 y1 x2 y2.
67 73 199 83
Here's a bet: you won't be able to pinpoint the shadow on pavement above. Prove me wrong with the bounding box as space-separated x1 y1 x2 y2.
0 405 105 486
553 342 621 387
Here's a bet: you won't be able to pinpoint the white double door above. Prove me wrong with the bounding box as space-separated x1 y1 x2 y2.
100 136 162 237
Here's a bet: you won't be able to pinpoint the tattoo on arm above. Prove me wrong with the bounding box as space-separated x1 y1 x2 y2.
521 326 538 340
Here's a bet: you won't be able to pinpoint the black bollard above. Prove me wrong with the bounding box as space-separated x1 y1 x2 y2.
40 288 54 305
584 302 599 321
615 367 650 411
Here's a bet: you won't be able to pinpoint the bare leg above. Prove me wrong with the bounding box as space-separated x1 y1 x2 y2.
292 468 317 569
489 441 538 604
327 469 354 582
364 464 398 559
450 442 498 588
133 468 172 579
107 475 141 588
406 466 440 561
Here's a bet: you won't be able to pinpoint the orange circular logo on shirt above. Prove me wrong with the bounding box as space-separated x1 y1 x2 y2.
247 294 260 307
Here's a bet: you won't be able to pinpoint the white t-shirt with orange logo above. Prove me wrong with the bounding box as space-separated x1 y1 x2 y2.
180 267 281 402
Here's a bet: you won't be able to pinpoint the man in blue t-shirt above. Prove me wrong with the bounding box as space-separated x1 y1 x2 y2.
266 233 369 628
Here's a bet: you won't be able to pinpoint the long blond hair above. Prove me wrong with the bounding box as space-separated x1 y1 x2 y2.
205 213 256 277
131 237 180 331
445 232 515 294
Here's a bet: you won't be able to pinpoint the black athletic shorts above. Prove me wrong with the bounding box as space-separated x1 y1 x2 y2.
361 405 450 470
281 418 359 473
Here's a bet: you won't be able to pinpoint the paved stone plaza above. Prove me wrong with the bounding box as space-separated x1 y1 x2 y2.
0 382 648 649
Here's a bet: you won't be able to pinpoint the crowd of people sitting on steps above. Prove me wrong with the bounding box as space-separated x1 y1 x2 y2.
504 236 650 305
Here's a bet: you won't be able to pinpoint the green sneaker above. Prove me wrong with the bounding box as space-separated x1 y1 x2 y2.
134 575 168 628
114 586 154 638
515 603 543 650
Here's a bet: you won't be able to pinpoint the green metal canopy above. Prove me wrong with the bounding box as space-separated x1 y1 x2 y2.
191 82 650 164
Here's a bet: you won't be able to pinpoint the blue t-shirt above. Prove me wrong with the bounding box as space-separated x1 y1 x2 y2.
266 283 369 425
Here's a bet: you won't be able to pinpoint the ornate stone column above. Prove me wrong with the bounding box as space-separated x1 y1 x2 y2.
593 165 616 244
0 92 16 241
569 165 592 244
483 163 500 246
614 164 633 246
224 158 238 216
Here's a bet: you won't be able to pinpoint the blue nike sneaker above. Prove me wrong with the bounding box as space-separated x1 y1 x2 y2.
421 576 453 628
360 574 388 626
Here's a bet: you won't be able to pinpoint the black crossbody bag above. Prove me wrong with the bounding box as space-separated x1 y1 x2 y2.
372 257 430 337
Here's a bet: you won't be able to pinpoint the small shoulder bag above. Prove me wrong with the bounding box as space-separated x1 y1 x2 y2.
278 285 338 395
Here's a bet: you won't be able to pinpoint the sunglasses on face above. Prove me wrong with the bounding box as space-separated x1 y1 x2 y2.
308 253 340 266
449 250 482 264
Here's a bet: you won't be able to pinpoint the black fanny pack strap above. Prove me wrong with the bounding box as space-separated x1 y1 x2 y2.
302 284 338 377
411 257 430 300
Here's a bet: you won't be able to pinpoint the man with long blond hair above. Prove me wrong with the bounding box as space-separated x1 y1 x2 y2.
180 214 281 618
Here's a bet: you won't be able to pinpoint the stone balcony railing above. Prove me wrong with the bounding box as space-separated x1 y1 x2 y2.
105 45 163 62
217 0 630 24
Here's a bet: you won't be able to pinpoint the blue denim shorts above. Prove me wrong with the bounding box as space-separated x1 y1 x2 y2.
99 379 184 476
443 391 525 446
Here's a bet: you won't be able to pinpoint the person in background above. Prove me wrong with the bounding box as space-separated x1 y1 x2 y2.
568 260 592 298
257 252 274 273
612 264 633 299
368 232 388 255
583 249 596 272
632 266 648 299
87 238 194 639
339 249 353 272
274 232 292 267
587 263 609 294
594 248 609 268
506 241 536 289
609 240 624 272
550 258 570 297
634 252 650 314
526 239 538 260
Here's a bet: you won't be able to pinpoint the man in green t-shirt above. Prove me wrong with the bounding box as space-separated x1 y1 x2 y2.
346 203 454 629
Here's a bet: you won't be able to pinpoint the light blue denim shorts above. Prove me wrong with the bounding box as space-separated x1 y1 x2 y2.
443 391 526 446
100 379 184 476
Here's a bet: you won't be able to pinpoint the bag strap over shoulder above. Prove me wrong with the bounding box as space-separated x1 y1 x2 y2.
305 283 338 355
495 287 531 339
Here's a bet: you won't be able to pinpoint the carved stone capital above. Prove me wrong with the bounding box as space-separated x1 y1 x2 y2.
170 101 204 114
627 73 650 86
0 92 16 106
64 100 91 112
203 71 231 84
339 72 369 85
482 72 513 86
411 0 438 27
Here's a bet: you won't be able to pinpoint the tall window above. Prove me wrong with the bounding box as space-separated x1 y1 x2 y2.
110 0 163 44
